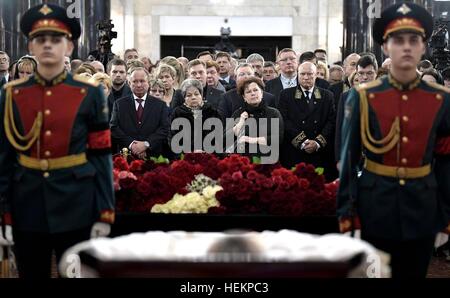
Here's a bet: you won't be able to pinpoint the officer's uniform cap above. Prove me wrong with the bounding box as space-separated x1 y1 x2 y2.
20 4 81 40
373 2 433 45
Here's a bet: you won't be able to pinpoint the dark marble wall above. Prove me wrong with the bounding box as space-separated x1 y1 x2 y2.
0 0 110 61
342 0 444 64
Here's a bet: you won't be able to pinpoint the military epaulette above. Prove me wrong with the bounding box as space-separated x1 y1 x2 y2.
424 81 450 94
2 77 30 91
72 74 100 87
355 79 383 92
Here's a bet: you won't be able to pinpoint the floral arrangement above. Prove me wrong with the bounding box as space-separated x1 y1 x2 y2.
114 153 338 216
151 185 222 214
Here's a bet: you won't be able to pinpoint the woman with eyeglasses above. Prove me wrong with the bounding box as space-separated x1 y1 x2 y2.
169 79 222 155
148 79 166 100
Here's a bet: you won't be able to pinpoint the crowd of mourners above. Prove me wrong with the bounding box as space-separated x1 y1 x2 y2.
1 47 449 182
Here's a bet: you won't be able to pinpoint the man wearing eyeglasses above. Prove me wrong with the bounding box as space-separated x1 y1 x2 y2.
265 48 299 102
0 52 10 89
335 55 378 165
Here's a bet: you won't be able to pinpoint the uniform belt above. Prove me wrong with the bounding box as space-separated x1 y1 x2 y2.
364 159 431 179
18 153 87 171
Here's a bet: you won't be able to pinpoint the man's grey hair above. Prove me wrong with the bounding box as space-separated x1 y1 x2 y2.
0 51 9 58
180 79 203 98
343 53 360 66
128 67 150 79
246 53 265 65
329 65 344 74
299 61 317 73
235 63 255 75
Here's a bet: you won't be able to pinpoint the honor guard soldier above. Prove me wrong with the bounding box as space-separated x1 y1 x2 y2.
337 2 450 277
0 4 115 278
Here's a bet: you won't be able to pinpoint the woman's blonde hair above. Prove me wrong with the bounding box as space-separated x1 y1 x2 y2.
148 78 165 91
316 61 329 81
159 56 184 88
77 72 93 79
17 59 36 72
348 70 359 87
89 72 112 90
155 64 177 83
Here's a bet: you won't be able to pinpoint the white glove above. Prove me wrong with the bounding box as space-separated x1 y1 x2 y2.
0 225 14 246
344 229 361 239
434 232 449 248
90 222 111 239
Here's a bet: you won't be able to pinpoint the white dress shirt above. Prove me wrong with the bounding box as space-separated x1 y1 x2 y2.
280 74 298 89
220 75 231 83
133 93 147 110
299 86 315 100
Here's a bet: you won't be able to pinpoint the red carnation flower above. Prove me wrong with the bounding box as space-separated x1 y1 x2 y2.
246 170 258 181
137 181 152 196
118 171 129 180
232 171 243 181
119 177 137 190
298 178 310 189
129 160 145 174
113 156 129 171
259 178 274 189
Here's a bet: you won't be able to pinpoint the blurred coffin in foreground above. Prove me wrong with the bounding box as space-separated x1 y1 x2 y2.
60 230 390 278
111 214 340 237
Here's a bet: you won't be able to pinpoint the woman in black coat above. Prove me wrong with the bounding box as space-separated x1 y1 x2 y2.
170 79 222 155
227 77 284 162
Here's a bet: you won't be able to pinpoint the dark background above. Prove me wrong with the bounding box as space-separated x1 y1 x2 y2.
1 0 448 64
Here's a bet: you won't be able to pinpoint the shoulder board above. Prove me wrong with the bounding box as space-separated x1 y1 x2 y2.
355 79 383 92
424 81 450 94
2 77 30 90
72 74 100 87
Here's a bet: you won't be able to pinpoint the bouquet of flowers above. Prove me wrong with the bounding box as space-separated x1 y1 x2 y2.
151 185 222 214
114 153 338 216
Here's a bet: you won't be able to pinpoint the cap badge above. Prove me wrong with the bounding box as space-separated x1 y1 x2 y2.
39 4 53 16
397 4 411 15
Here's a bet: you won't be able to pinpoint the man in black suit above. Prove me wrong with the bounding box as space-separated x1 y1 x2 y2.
265 48 299 102
110 67 169 157
0 51 10 89
106 58 132 121
334 55 378 165
173 59 224 109
329 53 360 107
279 62 336 181
216 52 236 91
218 63 277 119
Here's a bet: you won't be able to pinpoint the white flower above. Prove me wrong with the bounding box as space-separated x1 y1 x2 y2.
202 185 223 199
150 187 221 214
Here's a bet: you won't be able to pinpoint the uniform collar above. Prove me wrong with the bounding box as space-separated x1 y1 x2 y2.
388 72 421 91
35 70 67 86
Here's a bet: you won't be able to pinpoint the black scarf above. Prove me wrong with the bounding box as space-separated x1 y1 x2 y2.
242 101 267 118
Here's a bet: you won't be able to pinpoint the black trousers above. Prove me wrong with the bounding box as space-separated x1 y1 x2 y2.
13 227 91 279
362 234 435 278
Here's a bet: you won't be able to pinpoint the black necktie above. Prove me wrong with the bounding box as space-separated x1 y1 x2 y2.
136 98 144 125
305 91 314 110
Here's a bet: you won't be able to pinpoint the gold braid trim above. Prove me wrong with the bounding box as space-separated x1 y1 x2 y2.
4 86 42 151
359 88 400 154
